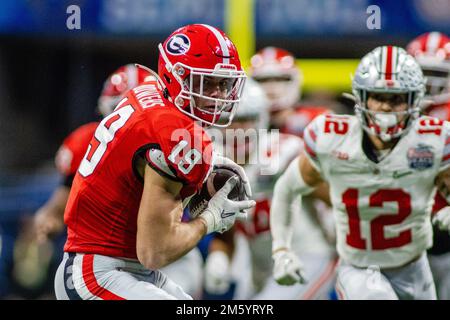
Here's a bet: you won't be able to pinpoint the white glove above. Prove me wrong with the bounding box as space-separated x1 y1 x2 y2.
273 249 307 286
432 206 450 232
199 176 256 234
213 154 252 198
204 251 231 294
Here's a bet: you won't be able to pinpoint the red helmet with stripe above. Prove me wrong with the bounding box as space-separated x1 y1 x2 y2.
352 46 425 141
407 32 450 105
249 47 302 111
158 24 246 127
98 64 153 117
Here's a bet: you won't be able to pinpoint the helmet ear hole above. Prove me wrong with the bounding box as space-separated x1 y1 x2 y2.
164 74 171 84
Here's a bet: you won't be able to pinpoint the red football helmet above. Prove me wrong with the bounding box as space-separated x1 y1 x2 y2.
97 64 153 117
407 32 450 105
158 24 246 127
249 47 302 111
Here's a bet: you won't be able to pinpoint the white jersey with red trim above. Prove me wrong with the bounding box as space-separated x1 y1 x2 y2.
303 114 450 268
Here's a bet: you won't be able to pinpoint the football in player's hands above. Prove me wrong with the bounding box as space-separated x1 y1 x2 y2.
188 167 246 219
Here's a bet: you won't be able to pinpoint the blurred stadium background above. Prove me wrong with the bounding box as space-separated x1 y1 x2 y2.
0 0 449 299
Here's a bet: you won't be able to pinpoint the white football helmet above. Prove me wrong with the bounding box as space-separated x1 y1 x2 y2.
234 78 270 129
249 47 302 111
352 46 425 142
407 32 450 105
211 78 270 162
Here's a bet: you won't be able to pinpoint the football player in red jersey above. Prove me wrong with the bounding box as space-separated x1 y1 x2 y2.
249 47 330 136
33 64 153 243
54 24 254 300
407 31 450 299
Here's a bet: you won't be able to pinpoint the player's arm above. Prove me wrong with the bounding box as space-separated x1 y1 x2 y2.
34 134 80 243
271 153 323 253
270 153 324 285
33 186 70 243
433 166 450 232
209 230 235 260
436 166 450 199
136 165 207 270
204 228 236 294
137 163 254 270
310 181 331 206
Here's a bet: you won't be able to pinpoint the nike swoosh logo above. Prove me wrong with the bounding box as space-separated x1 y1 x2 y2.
393 171 413 179
221 211 235 218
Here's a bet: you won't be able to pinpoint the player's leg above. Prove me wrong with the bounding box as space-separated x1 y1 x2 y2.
252 253 337 300
384 253 437 300
160 247 203 299
135 268 193 300
204 232 254 300
56 253 191 300
54 253 76 300
335 260 398 300
428 252 450 299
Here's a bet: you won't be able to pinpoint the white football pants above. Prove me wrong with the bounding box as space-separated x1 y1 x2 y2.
428 252 450 300
160 248 203 299
335 252 437 300
54 252 192 300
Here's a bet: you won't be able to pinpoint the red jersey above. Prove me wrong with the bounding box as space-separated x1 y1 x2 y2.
64 81 213 259
55 122 99 179
279 105 330 137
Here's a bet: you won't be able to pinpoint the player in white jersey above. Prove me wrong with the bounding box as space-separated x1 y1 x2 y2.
204 79 336 299
270 45 450 300
407 31 450 300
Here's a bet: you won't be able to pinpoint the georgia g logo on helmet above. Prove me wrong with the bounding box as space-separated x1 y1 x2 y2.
166 34 191 55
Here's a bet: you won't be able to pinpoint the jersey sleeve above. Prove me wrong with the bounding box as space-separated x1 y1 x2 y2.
55 122 98 182
145 118 213 193
439 121 450 172
55 144 74 177
302 115 324 173
276 133 304 174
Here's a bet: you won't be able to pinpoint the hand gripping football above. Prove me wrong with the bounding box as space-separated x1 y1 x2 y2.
188 167 246 219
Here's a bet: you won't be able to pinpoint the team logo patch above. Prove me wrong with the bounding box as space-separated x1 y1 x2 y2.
166 34 190 55
407 144 434 170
